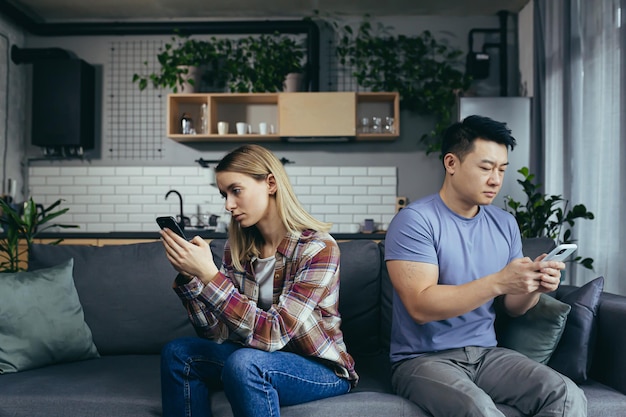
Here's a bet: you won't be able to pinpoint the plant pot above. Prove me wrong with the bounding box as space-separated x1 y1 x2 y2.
283 72 304 92
177 65 200 93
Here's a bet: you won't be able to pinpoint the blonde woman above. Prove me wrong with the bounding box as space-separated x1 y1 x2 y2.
159 144 358 417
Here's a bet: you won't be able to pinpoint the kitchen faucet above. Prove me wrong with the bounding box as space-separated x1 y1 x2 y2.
165 190 190 230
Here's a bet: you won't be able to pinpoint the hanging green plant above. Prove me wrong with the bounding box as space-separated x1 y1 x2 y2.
0 198 79 273
504 167 595 270
132 32 231 93
332 16 471 154
225 32 306 93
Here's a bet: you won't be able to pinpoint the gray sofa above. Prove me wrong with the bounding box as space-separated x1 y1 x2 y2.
0 238 625 417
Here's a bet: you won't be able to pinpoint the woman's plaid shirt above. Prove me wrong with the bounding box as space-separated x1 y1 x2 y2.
173 229 358 384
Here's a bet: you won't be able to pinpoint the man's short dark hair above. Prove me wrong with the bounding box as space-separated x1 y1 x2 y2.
441 115 517 163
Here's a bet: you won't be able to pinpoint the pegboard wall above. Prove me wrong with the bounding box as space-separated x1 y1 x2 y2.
106 39 166 160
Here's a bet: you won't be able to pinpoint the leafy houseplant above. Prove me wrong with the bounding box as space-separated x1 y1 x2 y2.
332 16 471 154
132 33 231 93
504 167 595 269
0 198 79 273
225 32 306 93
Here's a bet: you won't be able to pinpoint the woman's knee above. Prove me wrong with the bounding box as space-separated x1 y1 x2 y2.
222 348 266 384
161 337 197 361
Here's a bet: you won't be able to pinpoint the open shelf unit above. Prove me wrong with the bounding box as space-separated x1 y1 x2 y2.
167 92 400 142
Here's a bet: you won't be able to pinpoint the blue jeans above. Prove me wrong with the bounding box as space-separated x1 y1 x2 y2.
161 337 351 417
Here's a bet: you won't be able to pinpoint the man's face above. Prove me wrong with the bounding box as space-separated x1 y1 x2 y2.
449 138 509 207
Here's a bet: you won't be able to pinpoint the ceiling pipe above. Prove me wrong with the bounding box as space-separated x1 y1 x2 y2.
0 1 321 90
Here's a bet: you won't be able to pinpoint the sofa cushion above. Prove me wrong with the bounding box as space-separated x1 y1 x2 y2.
336 240 383 358
0 355 162 417
549 276 604 383
496 293 571 364
28 242 196 355
0 259 99 373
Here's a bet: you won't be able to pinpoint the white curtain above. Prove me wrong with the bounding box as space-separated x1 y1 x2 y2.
538 0 625 295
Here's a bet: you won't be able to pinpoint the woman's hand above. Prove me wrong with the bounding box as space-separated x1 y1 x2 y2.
159 228 219 284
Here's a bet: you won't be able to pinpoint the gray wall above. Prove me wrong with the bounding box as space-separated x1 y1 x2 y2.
0 13 26 202
3 14 519 205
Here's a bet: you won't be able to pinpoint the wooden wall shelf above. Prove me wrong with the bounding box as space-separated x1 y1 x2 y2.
166 92 400 142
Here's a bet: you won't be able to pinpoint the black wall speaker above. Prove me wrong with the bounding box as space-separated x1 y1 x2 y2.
396 196 409 213
31 59 95 153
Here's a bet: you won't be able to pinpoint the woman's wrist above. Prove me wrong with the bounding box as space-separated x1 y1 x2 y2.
175 273 194 286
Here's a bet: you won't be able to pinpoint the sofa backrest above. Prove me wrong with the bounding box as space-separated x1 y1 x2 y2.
28 242 197 355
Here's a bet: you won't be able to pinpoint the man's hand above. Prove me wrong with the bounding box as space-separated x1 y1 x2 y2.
501 254 565 316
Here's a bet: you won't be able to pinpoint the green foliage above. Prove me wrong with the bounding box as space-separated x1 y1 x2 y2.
504 167 595 269
331 16 471 154
0 198 79 273
132 33 231 93
225 33 305 93
132 31 305 93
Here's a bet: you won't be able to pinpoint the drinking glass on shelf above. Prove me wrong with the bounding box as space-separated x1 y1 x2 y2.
371 116 382 133
359 117 370 134
384 116 395 134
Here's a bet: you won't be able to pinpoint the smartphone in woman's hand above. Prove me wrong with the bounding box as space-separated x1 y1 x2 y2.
156 216 189 240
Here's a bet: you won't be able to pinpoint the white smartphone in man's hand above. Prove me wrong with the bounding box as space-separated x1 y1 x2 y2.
544 243 578 262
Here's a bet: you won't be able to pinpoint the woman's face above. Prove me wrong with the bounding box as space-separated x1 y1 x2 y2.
216 171 274 228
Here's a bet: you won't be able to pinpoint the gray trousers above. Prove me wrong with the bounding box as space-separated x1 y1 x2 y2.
391 346 587 417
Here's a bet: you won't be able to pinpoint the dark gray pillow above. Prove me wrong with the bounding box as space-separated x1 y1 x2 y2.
549 276 604 383
28 242 197 355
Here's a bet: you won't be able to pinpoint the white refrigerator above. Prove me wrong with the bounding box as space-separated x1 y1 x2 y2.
457 97 532 209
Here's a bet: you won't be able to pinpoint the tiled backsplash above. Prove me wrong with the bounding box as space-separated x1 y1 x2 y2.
29 166 398 234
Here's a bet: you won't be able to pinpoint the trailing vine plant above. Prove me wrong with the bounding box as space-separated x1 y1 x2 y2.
330 16 471 154
504 167 595 269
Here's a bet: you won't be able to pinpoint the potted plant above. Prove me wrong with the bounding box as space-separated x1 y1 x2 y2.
0 198 79 273
225 32 306 93
132 33 231 93
504 167 595 269
330 16 471 154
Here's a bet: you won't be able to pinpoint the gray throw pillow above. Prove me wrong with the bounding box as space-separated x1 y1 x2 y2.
496 293 571 364
0 258 99 373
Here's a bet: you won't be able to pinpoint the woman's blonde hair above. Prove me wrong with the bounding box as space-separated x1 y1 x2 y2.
215 144 331 271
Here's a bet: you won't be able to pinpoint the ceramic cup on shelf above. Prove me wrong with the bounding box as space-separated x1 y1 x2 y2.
217 121 229 135
236 122 248 135
259 122 268 135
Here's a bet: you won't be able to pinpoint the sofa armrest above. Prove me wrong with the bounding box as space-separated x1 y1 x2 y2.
589 291 626 394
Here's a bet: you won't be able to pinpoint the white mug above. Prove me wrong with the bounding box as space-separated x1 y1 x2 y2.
259 122 268 135
236 122 248 135
217 121 229 135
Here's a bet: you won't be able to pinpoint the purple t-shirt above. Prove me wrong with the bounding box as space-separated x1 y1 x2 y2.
385 194 523 363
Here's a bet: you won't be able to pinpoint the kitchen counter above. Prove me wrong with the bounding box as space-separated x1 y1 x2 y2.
31 231 387 241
